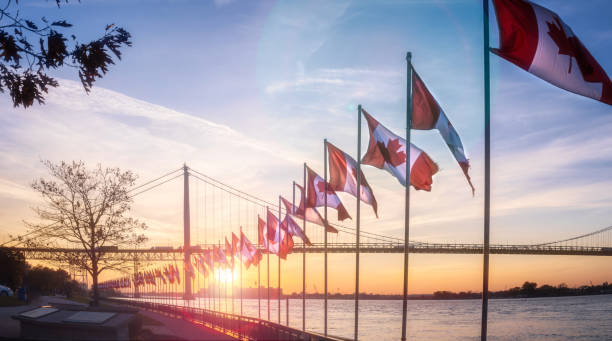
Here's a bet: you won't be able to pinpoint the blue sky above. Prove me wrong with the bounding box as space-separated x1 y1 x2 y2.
1 0 611 293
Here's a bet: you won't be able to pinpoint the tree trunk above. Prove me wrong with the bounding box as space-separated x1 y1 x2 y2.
92 262 99 306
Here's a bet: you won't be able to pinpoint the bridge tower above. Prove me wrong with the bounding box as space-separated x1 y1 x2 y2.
183 163 192 299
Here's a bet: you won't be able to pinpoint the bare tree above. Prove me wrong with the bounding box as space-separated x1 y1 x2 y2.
24 160 146 305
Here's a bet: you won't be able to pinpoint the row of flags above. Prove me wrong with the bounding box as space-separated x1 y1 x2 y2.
100 0 611 296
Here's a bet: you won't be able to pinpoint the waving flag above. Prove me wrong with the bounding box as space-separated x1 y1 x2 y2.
266 209 282 255
287 185 338 233
214 245 230 268
306 166 352 221
240 232 262 269
281 213 312 246
155 269 166 284
164 266 173 284
412 71 475 194
491 0 611 105
258 215 270 251
204 249 214 270
194 255 208 277
225 237 233 266
327 141 378 216
232 233 240 257
361 109 438 190
173 264 181 284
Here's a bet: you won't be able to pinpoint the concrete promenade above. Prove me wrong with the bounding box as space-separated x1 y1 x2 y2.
0 296 234 341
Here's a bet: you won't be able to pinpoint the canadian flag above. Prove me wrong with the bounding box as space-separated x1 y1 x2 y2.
184 260 195 279
240 231 262 269
204 249 214 270
214 245 230 268
306 166 352 221
282 187 338 233
232 232 240 257
164 266 173 284
492 0 611 105
412 70 475 194
258 215 270 251
225 237 234 267
361 109 438 190
173 264 181 284
281 213 312 246
326 141 378 216
266 208 292 258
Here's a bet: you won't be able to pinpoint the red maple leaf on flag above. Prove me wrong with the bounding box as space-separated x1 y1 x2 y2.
377 138 406 167
547 17 576 74
316 180 335 194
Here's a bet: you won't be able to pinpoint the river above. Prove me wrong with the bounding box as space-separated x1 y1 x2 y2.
124 294 612 340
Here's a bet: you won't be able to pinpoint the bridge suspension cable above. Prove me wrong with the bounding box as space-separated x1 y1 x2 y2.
532 225 612 246
188 166 403 244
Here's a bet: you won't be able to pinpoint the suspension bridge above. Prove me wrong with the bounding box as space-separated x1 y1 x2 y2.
2 165 611 341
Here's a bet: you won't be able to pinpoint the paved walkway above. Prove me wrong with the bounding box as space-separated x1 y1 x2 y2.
137 308 234 340
0 296 234 341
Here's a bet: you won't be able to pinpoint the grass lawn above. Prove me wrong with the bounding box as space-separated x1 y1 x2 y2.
0 295 26 307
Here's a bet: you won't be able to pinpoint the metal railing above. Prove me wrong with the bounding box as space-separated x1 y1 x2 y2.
105 298 349 341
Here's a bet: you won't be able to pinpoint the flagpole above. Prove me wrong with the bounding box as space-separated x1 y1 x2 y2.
231 239 235 315
240 227 243 339
267 211 270 321
258 242 261 319
278 196 282 324
323 138 329 336
302 165 307 331
219 241 222 313
292 181 296 328
355 104 362 341
240 228 243 317
401 51 413 341
481 0 491 340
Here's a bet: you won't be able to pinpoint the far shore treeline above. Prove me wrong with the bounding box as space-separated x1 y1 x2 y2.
281 281 612 300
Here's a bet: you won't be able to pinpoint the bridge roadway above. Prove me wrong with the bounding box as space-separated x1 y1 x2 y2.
5 242 611 261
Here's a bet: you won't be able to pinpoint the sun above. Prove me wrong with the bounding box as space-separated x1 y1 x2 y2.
216 268 237 283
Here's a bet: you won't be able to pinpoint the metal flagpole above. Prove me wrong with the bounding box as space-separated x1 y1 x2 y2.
301 165 307 331
481 0 491 339
401 51 413 341
267 212 270 321
231 239 234 315
323 139 328 336
240 227 243 316
278 196 281 324
285 196 290 326
258 248 261 319
219 241 222 313
355 104 362 341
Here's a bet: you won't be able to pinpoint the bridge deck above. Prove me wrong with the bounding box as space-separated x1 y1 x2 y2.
4 243 611 261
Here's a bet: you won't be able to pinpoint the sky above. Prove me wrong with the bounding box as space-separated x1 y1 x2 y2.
0 0 611 295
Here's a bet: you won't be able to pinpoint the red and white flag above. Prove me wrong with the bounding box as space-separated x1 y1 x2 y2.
281 213 312 246
258 215 270 251
225 237 233 265
267 208 294 259
173 264 181 284
327 141 378 216
361 109 438 190
280 193 338 233
412 70 475 194
492 0 611 105
232 232 240 257
306 166 351 221
266 209 281 254
240 232 262 269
